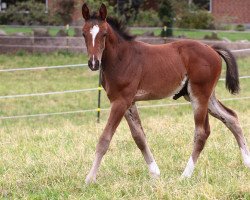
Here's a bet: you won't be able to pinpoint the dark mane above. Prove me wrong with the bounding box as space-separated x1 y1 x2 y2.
106 17 136 41
89 13 136 41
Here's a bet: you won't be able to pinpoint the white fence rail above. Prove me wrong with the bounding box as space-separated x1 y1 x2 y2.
0 63 87 72
0 48 250 120
1 96 250 120
0 75 249 100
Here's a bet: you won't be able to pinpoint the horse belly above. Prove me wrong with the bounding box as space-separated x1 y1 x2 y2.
134 45 188 101
135 75 188 101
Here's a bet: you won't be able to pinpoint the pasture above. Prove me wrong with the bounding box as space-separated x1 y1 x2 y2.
1 25 250 41
0 52 250 199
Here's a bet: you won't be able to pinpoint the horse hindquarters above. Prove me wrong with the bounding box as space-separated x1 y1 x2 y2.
180 44 220 177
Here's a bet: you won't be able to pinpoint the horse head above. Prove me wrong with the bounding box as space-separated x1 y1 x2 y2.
82 3 108 71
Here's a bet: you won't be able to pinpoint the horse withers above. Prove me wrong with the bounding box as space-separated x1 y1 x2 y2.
82 3 250 184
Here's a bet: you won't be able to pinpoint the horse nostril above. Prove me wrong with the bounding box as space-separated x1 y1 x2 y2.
88 60 93 68
95 60 100 67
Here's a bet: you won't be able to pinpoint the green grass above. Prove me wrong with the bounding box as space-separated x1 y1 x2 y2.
173 30 250 41
1 53 250 199
131 29 250 41
0 26 75 37
1 25 250 41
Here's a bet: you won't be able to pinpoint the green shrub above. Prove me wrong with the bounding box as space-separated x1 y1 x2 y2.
158 0 174 36
132 10 160 27
54 0 75 25
16 50 27 56
176 10 214 29
235 24 245 31
82 0 116 16
0 0 57 25
203 32 221 40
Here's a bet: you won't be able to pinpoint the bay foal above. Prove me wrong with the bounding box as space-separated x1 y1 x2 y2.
82 4 250 184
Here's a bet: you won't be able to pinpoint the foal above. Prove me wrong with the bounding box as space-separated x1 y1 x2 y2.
82 4 250 184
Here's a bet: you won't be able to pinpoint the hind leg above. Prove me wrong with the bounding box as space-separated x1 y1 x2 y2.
182 87 211 178
208 94 250 167
124 104 160 177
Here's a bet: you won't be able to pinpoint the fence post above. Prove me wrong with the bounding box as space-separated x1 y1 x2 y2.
97 69 102 123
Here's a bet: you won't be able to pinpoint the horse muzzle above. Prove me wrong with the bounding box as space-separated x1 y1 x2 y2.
88 59 100 71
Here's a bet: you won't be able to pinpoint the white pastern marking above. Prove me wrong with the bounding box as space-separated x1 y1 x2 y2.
181 157 195 178
148 160 160 177
240 148 250 168
92 55 95 67
90 25 100 47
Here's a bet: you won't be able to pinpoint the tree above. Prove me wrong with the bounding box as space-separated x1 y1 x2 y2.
0 0 54 25
55 0 75 25
117 0 143 22
158 0 174 37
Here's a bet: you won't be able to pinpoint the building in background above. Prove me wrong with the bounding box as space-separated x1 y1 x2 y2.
1 0 250 26
210 0 250 25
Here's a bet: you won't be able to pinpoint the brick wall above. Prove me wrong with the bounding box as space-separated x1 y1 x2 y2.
212 0 250 24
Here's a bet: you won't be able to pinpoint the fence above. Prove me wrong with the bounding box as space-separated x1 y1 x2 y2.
0 49 250 121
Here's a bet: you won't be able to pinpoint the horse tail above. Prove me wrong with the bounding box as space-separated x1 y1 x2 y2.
212 45 240 94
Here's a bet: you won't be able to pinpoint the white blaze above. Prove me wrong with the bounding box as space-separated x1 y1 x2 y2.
92 55 95 67
90 25 100 47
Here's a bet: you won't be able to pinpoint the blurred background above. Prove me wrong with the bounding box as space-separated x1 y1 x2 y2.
1 2 250 198
0 0 249 40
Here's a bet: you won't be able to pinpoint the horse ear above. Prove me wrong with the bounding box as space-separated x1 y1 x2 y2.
82 3 90 20
99 3 107 20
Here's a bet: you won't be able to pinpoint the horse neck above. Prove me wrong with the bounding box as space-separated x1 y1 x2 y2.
101 25 129 69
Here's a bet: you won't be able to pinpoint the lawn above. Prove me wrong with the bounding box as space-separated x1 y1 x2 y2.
1 25 250 41
0 52 250 199
0 25 76 37
131 28 250 41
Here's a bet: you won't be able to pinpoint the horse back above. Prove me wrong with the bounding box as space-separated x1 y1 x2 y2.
133 40 222 101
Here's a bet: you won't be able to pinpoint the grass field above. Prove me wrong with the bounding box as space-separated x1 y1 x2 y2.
0 52 250 199
1 25 250 41
131 29 250 42
0 26 76 37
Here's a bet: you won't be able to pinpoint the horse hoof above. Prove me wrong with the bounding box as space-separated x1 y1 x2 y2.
244 159 250 168
240 148 250 168
85 174 96 184
150 171 161 179
180 172 192 179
